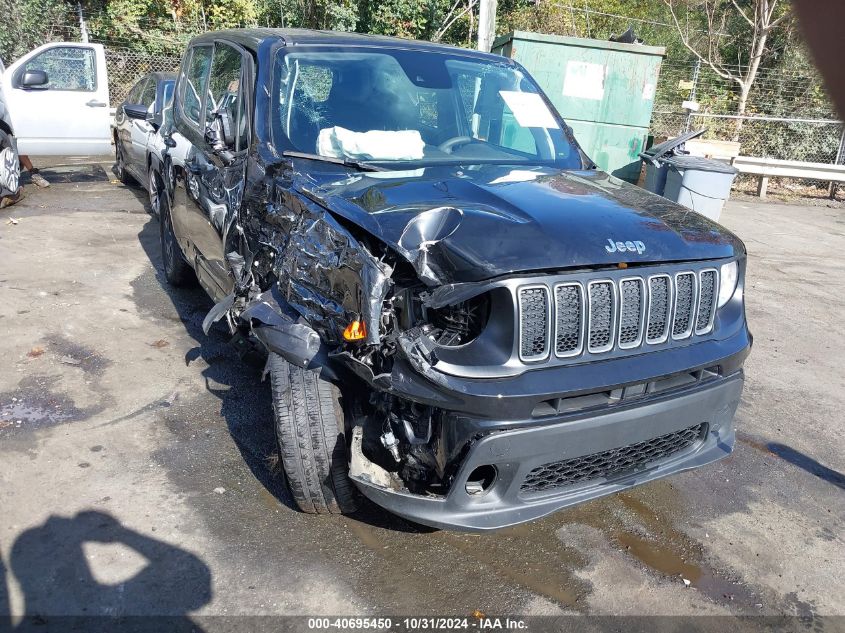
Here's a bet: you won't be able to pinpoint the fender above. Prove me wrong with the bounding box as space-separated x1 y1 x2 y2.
240 287 339 381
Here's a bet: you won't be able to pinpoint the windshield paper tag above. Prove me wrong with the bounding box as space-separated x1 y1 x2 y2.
499 91 560 129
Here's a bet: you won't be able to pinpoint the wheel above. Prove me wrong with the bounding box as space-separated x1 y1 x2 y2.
114 140 133 185
148 163 163 218
268 353 357 514
0 133 21 198
159 193 194 286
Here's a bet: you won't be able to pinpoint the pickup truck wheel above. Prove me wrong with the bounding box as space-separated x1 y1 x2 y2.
160 195 194 286
115 141 133 185
0 136 21 198
268 353 357 514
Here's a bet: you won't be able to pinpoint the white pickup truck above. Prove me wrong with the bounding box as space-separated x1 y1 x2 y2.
0 42 112 197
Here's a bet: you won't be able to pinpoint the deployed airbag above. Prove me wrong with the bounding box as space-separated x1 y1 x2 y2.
317 126 425 161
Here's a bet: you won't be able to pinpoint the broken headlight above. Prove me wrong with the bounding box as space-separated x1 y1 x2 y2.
393 287 490 347
426 294 491 347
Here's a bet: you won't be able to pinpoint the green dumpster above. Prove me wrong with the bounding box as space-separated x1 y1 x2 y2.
492 31 665 183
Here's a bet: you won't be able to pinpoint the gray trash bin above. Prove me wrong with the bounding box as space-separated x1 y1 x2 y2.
639 129 706 196
663 155 738 222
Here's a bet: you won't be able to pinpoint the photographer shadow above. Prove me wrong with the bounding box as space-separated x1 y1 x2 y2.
1 510 211 632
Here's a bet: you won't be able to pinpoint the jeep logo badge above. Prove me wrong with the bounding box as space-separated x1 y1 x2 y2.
605 239 646 254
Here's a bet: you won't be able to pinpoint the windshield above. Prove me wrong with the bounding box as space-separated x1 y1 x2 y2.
272 48 583 168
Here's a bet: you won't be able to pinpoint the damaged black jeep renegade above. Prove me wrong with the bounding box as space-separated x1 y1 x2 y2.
159 29 751 531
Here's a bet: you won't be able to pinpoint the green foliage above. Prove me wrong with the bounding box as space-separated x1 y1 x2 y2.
367 0 430 39
0 0 76 63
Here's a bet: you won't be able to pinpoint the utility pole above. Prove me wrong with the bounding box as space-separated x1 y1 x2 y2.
477 0 497 52
77 2 89 43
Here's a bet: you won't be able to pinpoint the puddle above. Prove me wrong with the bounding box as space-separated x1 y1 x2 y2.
610 492 762 606
0 370 108 439
0 383 92 436
437 519 590 609
616 531 703 583
0 400 76 427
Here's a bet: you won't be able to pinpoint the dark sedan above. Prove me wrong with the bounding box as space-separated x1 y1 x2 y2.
113 71 175 216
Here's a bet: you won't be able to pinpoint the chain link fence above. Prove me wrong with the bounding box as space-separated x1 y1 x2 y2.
652 60 845 165
105 48 181 106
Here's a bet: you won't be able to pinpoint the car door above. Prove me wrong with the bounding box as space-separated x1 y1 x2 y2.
129 78 157 179
1 43 111 155
187 42 251 301
115 77 148 178
170 44 227 299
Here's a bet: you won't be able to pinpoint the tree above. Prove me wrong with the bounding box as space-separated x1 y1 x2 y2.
664 0 793 137
0 0 75 63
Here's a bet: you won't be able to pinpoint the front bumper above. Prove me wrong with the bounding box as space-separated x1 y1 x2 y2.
352 372 743 531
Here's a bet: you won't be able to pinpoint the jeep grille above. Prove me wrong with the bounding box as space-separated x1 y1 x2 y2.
517 267 718 363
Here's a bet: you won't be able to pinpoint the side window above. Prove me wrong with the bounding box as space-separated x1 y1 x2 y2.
140 79 157 108
126 78 147 105
206 43 247 151
179 45 213 127
21 46 96 91
162 82 174 108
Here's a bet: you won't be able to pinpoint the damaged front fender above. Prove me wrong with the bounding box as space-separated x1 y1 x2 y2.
241 286 339 380
268 188 392 346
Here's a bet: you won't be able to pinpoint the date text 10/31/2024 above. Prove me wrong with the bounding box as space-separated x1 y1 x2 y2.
307 617 529 630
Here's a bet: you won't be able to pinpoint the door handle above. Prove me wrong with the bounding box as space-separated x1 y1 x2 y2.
86 99 108 108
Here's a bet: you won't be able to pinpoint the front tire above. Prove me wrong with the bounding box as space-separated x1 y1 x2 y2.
159 194 194 286
268 353 357 514
148 163 163 218
115 140 133 185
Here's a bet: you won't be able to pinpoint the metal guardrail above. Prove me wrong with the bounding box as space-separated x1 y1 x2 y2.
732 156 845 198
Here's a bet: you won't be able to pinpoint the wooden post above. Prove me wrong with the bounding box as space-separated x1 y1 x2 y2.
757 176 768 199
830 126 845 199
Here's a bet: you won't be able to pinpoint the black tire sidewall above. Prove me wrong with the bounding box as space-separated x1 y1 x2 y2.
148 166 161 218
268 353 357 514
115 141 132 184
159 196 190 285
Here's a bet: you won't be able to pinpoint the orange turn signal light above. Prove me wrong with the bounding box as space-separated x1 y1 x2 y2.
343 320 367 341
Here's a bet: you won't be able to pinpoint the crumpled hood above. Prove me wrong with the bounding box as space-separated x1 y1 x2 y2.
298 165 744 285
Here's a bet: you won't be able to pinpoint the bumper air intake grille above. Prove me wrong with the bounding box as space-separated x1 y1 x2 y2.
520 423 708 493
